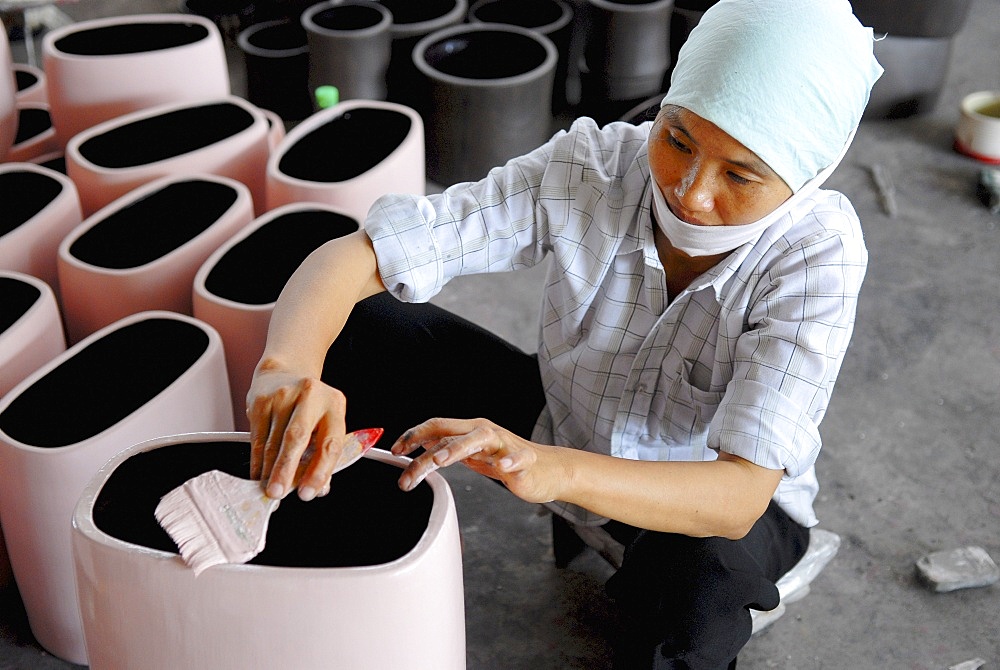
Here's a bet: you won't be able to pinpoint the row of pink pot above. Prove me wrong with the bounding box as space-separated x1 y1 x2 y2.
0 271 67 593
0 306 466 667
0 310 233 664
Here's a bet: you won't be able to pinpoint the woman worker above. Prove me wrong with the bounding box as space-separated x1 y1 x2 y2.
247 0 883 667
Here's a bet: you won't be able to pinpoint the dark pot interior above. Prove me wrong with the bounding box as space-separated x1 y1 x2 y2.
68 179 239 270
471 0 565 30
77 102 255 169
14 107 52 144
92 440 434 568
204 209 359 305
0 276 41 336
377 0 457 26
242 19 306 52
54 21 210 56
849 0 973 38
14 68 38 93
311 4 385 31
0 318 209 448
422 29 548 80
0 169 64 237
277 107 411 182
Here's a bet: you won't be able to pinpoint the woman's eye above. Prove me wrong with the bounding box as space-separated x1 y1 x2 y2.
728 171 751 186
667 133 690 153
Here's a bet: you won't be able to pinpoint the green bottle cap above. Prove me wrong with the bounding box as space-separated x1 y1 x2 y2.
315 86 340 109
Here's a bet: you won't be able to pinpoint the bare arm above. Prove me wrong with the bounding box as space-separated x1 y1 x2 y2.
247 230 385 500
392 418 783 540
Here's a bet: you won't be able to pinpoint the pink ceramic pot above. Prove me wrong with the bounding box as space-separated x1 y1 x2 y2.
0 271 66 591
72 433 465 670
193 202 360 429
0 271 66 398
1 18 17 162
42 13 229 146
12 62 47 105
261 106 286 152
6 103 60 163
0 163 82 299
65 96 269 217
0 311 233 665
266 99 424 221
58 173 255 343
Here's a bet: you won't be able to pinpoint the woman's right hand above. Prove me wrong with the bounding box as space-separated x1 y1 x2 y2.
246 359 350 502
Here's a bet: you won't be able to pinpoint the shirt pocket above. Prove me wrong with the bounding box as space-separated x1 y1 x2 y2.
648 350 725 441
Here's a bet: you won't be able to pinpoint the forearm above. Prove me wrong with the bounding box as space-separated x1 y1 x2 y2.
258 231 385 377
552 448 783 540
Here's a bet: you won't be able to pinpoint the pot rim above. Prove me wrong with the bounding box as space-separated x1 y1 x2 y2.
0 311 224 452
65 95 267 175
413 23 558 88
236 19 309 59
267 98 422 188
41 13 220 62
586 0 674 12
193 201 360 311
72 433 457 576
58 172 252 276
961 90 1000 124
468 0 574 35
301 0 393 39
0 270 55 341
382 0 468 37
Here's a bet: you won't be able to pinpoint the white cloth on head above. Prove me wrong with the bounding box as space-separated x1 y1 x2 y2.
661 0 883 192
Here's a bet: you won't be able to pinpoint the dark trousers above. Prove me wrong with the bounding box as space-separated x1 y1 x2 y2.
324 293 810 669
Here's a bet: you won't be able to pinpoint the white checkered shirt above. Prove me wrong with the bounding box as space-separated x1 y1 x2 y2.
365 117 867 528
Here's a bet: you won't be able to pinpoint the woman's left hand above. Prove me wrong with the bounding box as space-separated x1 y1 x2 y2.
391 418 566 504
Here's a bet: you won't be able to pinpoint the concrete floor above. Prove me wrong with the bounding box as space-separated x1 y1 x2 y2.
2 0 999 668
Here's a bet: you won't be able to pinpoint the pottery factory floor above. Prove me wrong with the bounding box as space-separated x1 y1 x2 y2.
3 0 1000 668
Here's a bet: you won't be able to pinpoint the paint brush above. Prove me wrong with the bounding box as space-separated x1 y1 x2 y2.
154 428 383 576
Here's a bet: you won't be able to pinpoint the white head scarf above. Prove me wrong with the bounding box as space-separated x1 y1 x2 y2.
660 0 883 192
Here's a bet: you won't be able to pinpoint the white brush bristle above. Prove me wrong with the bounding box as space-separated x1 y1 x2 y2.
154 471 278 576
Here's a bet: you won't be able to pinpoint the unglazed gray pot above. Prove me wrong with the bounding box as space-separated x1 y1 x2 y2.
377 0 467 108
302 0 393 102
237 19 312 121
414 23 557 186
582 0 674 102
469 0 574 112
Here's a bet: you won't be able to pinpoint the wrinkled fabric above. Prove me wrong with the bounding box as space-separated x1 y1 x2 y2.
661 0 883 191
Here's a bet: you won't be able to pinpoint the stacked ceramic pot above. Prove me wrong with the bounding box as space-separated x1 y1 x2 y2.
413 23 557 186
301 0 393 103
850 0 974 118
468 0 575 113
578 0 674 123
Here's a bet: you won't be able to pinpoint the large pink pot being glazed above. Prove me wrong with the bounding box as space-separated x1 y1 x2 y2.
193 202 360 429
266 99 424 222
65 96 269 216
72 433 466 670
42 13 229 145
1 18 18 162
0 163 82 299
58 173 255 343
0 311 233 664
0 271 66 591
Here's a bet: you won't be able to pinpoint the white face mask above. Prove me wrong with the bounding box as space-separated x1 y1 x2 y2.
650 130 856 257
